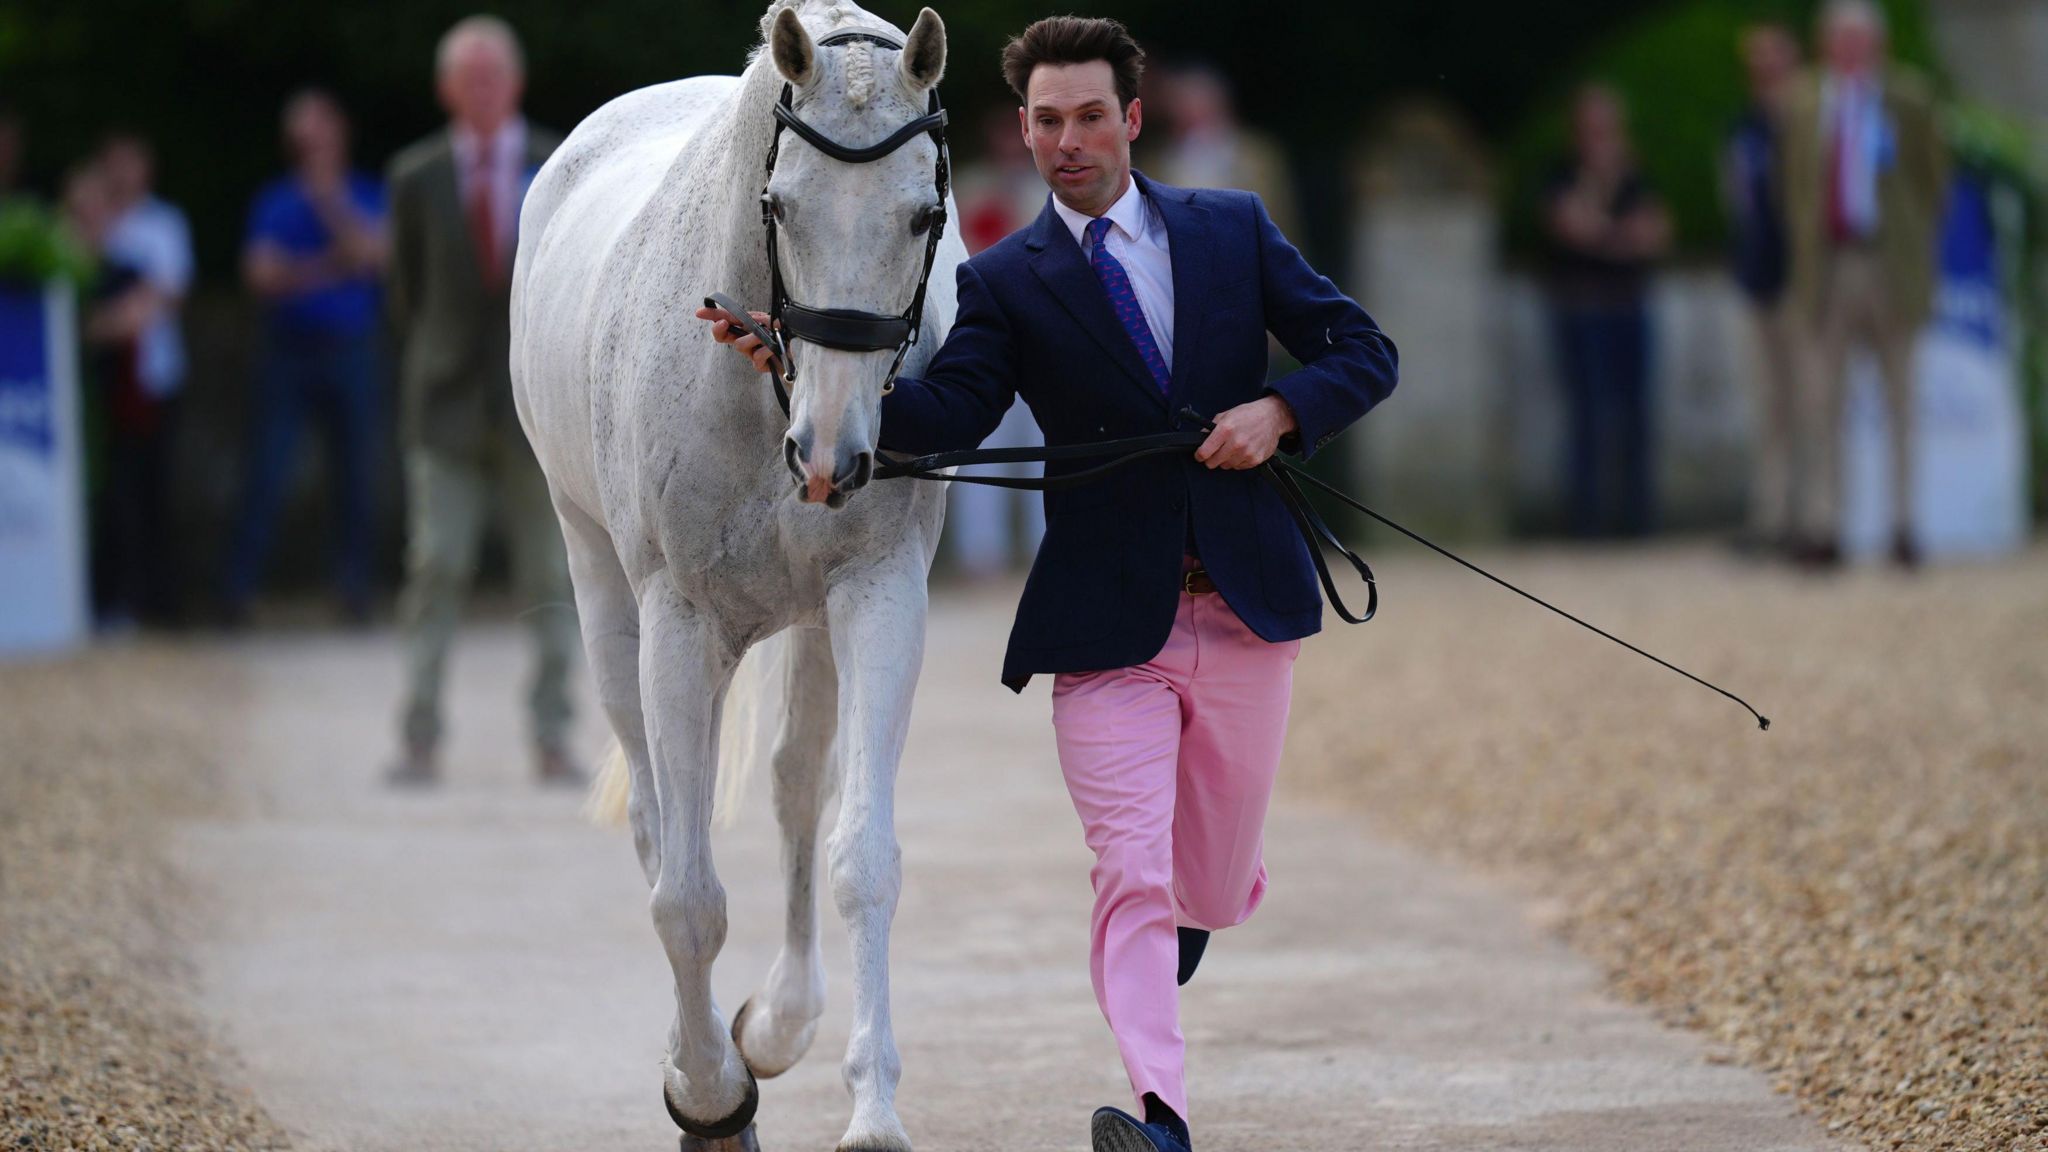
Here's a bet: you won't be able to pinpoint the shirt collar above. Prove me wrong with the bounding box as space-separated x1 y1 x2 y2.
451 117 526 167
1052 175 1147 250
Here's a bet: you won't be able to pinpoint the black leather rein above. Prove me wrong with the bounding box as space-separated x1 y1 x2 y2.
872 408 1773 732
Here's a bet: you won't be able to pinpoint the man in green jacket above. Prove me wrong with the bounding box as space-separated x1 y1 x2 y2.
385 15 580 785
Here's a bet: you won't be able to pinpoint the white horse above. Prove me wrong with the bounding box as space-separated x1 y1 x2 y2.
510 2 961 1147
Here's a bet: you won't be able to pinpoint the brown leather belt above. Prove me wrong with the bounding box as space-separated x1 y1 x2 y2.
1183 566 1217 595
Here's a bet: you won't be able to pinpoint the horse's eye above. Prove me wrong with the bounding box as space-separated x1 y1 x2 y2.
911 204 942 237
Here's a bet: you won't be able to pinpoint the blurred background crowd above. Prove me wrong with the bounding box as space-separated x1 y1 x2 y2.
1 0 2043 640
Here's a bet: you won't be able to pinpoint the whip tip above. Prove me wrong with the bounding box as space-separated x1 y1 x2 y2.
1757 716 1771 732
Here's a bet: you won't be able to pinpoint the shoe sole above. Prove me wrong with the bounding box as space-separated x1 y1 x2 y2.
1091 1110 1162 1152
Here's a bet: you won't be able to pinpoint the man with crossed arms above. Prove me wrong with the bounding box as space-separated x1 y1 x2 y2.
705 16 1396 1151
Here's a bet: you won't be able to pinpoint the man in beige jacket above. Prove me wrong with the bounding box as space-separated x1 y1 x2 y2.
1776 0 1947 568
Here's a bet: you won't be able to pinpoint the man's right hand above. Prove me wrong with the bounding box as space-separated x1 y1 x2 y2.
695 305 778 374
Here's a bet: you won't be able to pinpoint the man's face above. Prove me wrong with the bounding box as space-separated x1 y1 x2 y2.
1018 60 1140 217
1823 15 1881 76
99 139 150 204
437 36 524 134
285 99 348 173
1742 26 1799 100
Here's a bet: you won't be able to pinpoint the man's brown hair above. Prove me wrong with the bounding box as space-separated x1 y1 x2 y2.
1000 16 1146 111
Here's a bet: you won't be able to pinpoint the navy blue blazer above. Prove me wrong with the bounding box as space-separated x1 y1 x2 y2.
880 171 1398 691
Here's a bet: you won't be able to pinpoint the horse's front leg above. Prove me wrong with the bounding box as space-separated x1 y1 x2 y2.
734 627 837 1080
824 567 928 1152
641 578 757 1140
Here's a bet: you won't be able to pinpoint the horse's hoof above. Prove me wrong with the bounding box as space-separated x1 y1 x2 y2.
731 995 815 1079
679 1123 761 1152
664 1066 759 1141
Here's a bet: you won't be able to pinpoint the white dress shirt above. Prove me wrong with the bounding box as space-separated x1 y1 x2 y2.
1054 177 1175 372
1823 75 1885 239
450 117 528 263
103 196 193 399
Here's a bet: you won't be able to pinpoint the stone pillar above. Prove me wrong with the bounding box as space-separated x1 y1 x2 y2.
1348 101 1504 538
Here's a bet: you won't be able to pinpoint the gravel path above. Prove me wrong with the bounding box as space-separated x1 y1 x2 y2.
1289 543 2048 1152
1 646 289 1152
165 584 1841 1152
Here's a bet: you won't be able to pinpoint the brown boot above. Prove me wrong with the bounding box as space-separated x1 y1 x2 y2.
537 746 588 788
384 740 440 788
1891 530 1922 571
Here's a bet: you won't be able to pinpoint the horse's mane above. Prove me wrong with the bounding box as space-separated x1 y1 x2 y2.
744 0 904 76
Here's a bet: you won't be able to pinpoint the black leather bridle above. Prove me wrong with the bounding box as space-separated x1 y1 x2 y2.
712 28 951 418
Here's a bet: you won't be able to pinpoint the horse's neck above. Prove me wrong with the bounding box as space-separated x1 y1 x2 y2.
667 57 788 309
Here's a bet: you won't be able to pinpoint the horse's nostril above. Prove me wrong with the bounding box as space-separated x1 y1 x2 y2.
784 437 805 483
846 451 873 490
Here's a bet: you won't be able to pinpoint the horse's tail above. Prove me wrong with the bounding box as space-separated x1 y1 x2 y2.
582 629 797 831
713 628 790 830
582 741 633 827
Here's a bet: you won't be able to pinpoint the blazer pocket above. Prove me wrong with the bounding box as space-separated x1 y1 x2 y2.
1014 508 1125 644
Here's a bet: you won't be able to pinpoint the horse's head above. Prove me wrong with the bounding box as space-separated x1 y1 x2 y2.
764 4 947 508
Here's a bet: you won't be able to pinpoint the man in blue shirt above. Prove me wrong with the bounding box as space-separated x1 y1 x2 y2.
224 88 388 624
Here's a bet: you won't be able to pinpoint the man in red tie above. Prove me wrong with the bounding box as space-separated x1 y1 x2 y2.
1776 0 1946 569
385 16 582 786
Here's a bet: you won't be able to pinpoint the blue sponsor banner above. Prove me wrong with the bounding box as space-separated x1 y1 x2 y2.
0 281 88 655
0 284 54 457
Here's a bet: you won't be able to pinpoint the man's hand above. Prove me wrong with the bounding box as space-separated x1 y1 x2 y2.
1194 394 1299 469
694 304 779 374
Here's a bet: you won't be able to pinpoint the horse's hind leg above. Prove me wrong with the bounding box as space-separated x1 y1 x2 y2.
734 626 837 1079
641 578 756 1136
553 493 660 885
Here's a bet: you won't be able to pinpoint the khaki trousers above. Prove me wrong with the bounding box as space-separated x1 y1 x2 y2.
1800 249 1917 542
397 440 578 752
1746 301 1802 540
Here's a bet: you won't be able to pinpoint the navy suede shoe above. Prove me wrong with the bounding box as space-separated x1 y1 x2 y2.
1177 927 1209 986
1090 1098 1191 1152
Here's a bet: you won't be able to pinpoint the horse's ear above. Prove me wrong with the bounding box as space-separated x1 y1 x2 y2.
899 8 946 92
770 6 816 87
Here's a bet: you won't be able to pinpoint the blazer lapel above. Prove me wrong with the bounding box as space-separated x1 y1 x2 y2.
425 134 483 297
1136 171 1212 401
1025 197 1168 412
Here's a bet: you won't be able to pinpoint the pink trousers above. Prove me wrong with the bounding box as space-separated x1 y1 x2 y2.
1050 561 1301 1121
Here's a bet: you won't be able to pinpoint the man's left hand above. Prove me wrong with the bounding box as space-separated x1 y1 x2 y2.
1194 394 1299 470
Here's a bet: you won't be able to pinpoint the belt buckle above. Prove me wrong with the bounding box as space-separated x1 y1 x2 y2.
1183 566 1212 594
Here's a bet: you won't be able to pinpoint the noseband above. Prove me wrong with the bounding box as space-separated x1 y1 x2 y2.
750 28 951 415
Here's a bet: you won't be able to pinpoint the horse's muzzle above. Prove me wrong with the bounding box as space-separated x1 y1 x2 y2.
785 435 873 507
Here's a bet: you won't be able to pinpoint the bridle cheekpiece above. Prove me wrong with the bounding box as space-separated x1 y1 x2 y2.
755 28 951 414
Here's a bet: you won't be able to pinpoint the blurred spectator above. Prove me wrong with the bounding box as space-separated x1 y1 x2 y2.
1541 84 1671 539
222 89 388 626
945 108 1046 578
1777 0 1947 570
385 16 579 787
1148 62 1300 240
64 163 160 631
1724 22 1802 555
93 133 194 624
